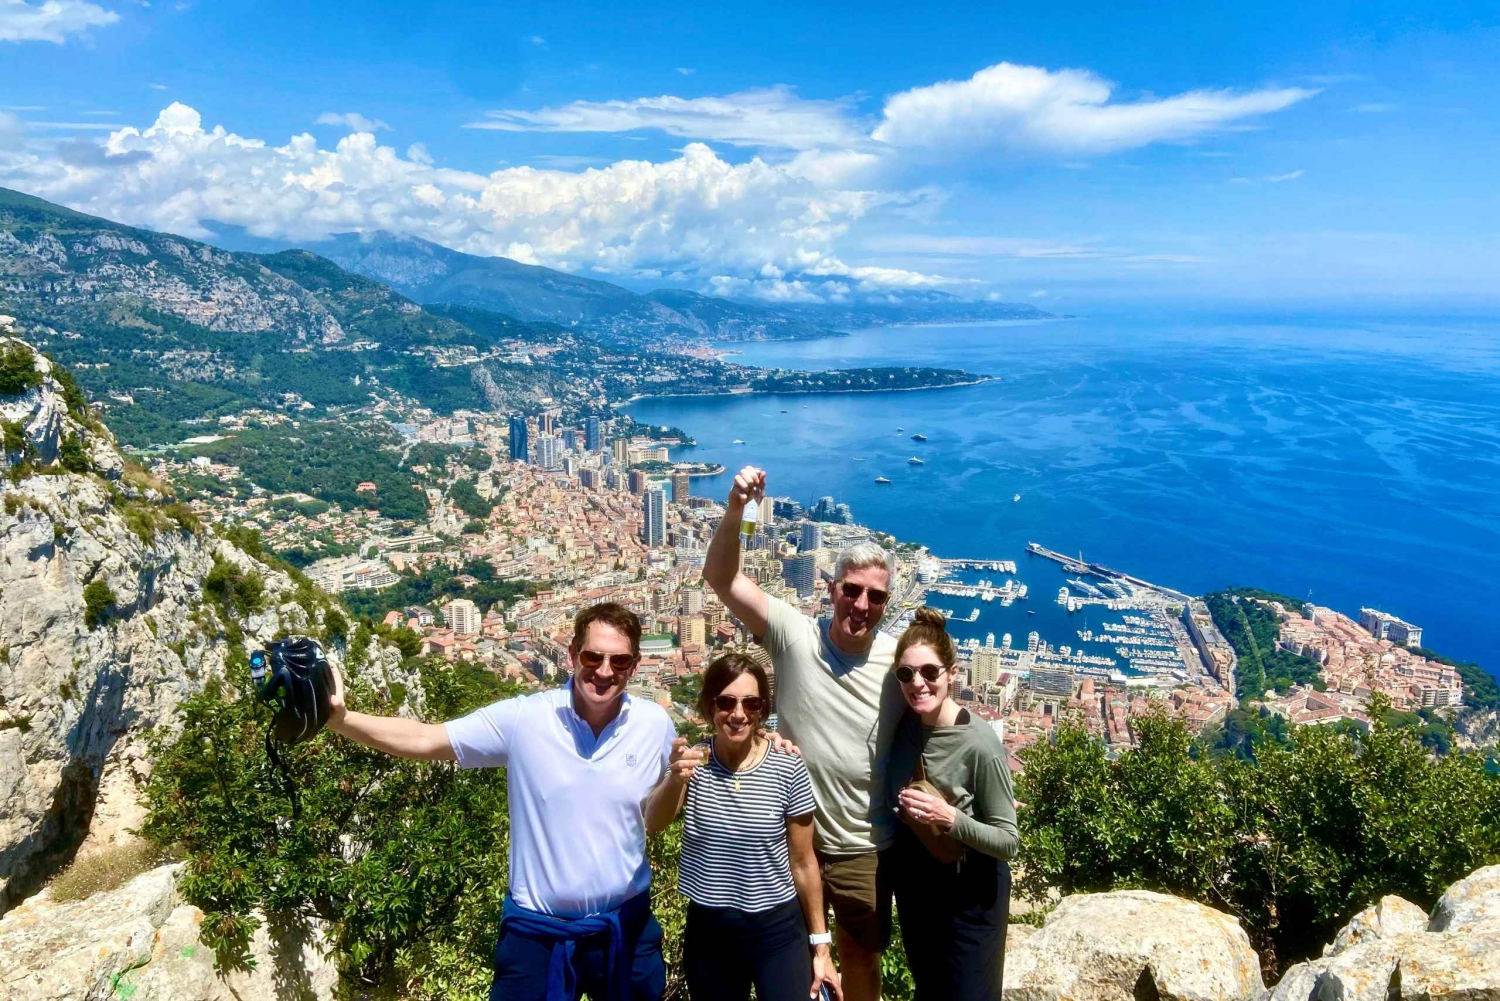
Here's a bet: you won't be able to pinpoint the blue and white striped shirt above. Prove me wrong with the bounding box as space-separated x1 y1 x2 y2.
678 743 817 912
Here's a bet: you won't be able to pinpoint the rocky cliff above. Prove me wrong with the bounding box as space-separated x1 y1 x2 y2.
0 331 404 916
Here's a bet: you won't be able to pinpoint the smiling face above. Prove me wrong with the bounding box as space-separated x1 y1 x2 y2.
831 563 891 650
898 642 956 716
569 621 638 714
712 671 763 748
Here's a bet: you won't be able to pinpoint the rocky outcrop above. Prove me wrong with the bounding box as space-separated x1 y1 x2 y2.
1322 895 1429 956
1268 867 1500 1001
1429 863 1500 933
1003 889 1265 1001
0 862 337 1000
0 337 360 909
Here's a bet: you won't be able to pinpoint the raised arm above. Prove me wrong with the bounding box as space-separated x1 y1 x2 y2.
702 465 771 640
326 663 456 761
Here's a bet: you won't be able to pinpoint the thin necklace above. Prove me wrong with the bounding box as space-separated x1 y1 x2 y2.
718 739 766 792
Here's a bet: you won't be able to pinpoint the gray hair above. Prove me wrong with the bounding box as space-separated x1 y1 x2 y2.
834 542 896 585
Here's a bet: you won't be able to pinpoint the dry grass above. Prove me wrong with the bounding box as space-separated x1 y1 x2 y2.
121 461 172 497
48 840 174 903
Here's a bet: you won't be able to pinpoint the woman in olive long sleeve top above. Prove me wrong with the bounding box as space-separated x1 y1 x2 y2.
884 608 1018 1001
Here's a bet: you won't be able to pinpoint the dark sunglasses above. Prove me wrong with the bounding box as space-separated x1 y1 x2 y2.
578 650 637 671
839 581 890 605
713 694 765 714
896 664 947 684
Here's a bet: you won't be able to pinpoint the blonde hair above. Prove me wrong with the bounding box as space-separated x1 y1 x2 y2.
893 606 957 671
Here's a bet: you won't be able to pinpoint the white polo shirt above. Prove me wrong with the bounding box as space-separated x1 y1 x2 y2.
446 683 675 918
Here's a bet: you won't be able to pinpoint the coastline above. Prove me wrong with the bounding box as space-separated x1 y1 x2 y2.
618 374 998 406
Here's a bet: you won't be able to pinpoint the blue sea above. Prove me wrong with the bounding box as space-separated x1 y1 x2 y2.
625 314 1500 680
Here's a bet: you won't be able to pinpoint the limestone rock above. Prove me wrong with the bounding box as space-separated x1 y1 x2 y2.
0 862 337 1001
1323 895 1429 956
1002 889 1265 1001
0 337 352 909
1273 932 1500 1001
1428 864 1500 933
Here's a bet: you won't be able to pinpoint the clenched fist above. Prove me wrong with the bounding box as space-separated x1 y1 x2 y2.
726 465 765 512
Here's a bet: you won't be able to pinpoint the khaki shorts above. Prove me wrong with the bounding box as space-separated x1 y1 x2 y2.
817 849 893 953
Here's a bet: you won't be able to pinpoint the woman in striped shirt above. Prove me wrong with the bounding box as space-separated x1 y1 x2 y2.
646 653 842 1001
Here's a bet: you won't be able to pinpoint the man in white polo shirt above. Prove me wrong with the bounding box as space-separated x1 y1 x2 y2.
326 602 676 1001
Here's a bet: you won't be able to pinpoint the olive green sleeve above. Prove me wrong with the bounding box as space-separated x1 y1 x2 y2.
949 745 1019 860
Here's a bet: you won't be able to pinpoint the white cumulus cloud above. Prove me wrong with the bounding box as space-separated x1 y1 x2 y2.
468 85 868 150
0 102 948 292
0 0 118 42
872 62 1316 154
315 111 390 133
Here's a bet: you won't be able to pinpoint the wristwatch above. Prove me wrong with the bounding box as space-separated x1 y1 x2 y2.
808 932 832 946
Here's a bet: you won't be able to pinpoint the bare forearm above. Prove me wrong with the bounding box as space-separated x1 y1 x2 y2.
644 778 688 834
329 711 455 761
790 857 829 935
703 500 745 591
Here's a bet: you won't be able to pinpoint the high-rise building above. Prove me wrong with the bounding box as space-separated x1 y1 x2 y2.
799 522 823 552
973 641 1003 689
681 587 705 615
678 615 706 648
642 487 667 547
629 470 648 495
781 553 817 598
535 435 563 469
671 471 691 503
562 456 578 476
612 438 630 467
540 411 557 435
1030 666 1074 698
507 415 529 463
579 468 601 490
562 428 580 452
443 598 481 636
585 416 602 452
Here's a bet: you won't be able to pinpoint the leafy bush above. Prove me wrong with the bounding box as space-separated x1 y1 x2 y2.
57 431 91 474
0 343 42 396
142 655 525 996
83 578 116 629
1018 704 1500 975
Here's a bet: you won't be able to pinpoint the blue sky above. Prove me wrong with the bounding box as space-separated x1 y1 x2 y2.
3 0 1498 308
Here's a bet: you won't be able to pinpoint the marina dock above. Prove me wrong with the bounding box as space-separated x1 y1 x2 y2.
1026 542 1192 602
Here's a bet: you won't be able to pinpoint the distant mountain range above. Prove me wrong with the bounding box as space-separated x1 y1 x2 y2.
204 227 1056 345
0 187 997 446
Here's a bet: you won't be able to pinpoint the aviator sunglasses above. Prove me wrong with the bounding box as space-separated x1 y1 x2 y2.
577 650 637 671
713 694 765 714
838 581 890 605
895 664 947 684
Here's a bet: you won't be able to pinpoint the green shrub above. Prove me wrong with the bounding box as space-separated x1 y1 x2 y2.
1018 701 1500 975
57 431 91 474
83 579 116 629
0 344 42 396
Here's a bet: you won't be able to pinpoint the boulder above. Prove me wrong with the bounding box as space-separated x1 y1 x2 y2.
0 862 337 1001
1003 889 1265 1001
1429 864 1500 934
1323 895 1429 956
1273 932 1500 1001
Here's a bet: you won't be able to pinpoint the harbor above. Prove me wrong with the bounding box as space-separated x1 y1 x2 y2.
912 542 1207 693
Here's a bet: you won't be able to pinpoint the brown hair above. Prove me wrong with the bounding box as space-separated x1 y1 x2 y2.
698 652 772 721
570 602 642 658
893 606 957 672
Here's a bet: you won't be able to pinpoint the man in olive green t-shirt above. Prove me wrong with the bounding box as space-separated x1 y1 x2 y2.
704 465 906 1001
